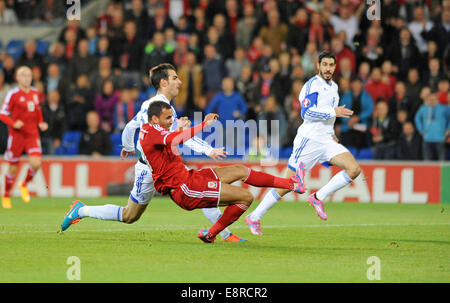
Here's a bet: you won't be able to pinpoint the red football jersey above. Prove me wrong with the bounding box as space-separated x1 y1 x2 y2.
139 121 208 195
139 123 190 195
0 87 44 137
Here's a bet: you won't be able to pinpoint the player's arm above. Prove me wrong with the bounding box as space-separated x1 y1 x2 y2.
37 103 48 132
165 113 218 146
0 92 23 129
301 92 353 120
120 116 142 159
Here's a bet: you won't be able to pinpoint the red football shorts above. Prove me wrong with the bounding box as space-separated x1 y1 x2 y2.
4 134 42 163
169 168 221 211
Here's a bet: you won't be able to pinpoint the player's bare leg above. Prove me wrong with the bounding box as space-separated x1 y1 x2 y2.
198 183 253 243
307 152 360 220
121 198 148 224
2 163 18 208
18 155 42 203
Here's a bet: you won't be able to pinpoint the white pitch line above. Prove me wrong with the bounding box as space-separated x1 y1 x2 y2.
0 222 449 235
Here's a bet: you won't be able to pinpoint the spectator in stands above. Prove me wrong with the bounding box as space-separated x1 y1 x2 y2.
89 56 123 97
386 27 421 81
68 39 97 84
408 6 433 55
308 11 333 51
236 3 256 51
120 21 145 73
371 100 401 159
357 25 384 67
86 26 99 56
147 4 174 39
364 67 394 103
258 9 288 56
95 79 119 133
301 41 318 79
114 87 139 132
357 61 371 84
107 8 126 68
437 78 449 105
286 7 309 55
177 52 204 120
124 0 149 40
58 19 86 46
281 79 303 147
421 1 450 59
224 0 239 36
414 92 450 161
95 36 113 59
328 4 364 49
381 60 397 92
175 15 193 37
212 13 235 60
66 74 93 131
226 47 250 82
47 42 67 74
78 111 112 157
0 0 18 25
173 35 189 67
331 35 357 77
41 90 65 155
339 77 374 150
62 28 77 61
235 64 258 115
1 55 15 84
16 40 46 77
397 121 423 160
247 36 264 64
141 31 173 79
33 0 66 23
202 44 226 102
422 57 443 91
388 81 413 120
205 77 248 150
258 95 287 142
46 63 69 107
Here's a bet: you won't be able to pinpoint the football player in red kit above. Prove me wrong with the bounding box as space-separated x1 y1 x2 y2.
139 101 307 243
0 66 48 208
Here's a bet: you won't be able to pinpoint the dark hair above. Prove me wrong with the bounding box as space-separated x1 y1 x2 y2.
149 63 176 90
148 101 172 121
318 51 336 64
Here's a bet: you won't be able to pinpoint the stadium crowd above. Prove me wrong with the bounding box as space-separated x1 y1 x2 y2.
0 0 449 160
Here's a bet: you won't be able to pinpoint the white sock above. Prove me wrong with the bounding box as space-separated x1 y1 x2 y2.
78 204 123 222
201 207 232 239
250 189 281 222
315 170 353 201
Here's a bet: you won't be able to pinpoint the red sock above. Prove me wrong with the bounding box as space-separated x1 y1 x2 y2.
23 168 36 186
208 204 249 237
243 168 293 190
4 173 15 197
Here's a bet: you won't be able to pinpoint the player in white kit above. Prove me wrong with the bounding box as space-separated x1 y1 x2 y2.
245 51 361 235
61 64 246 242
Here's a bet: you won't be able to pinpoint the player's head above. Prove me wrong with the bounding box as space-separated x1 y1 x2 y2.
149 63 181 99
317 51 336 82
148 101 174 129
15 66 33 89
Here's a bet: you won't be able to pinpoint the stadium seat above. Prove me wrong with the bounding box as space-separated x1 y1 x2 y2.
110 133 122 156
280 147 293 158
36 40 50 56
5 40 25 60
358 147 374 160
59 131 82 155
347 147 358 158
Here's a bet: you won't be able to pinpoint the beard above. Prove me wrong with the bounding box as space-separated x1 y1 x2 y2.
319 69 333 81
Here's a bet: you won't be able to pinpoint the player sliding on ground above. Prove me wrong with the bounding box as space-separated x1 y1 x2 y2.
245 51 361 235
62 101 306 243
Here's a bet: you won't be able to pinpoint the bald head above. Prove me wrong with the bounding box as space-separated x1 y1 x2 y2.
16 66 33 90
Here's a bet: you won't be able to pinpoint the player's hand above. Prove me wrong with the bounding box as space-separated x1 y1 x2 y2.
120 149 135 160
204 113 219 126
334 105 353 118
13 120 24 129
208 147 227 161
176 117 191 130
38 122 48 132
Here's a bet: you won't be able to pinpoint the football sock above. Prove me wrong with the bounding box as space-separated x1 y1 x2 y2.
243 168 293 190
208 203 248 238
250 189 281 221
4 173 14 197
316 170 353 201
201 208 232 239
23 167 36 186
78 204 123 222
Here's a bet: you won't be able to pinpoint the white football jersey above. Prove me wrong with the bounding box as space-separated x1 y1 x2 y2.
298 75 339 143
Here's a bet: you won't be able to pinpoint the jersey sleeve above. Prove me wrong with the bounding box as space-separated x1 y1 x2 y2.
0 90 15 127
299 81 336 121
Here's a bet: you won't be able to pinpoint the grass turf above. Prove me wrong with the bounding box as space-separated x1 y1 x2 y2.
0 197 449 283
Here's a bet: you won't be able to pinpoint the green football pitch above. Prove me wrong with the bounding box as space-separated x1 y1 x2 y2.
0 197 449 283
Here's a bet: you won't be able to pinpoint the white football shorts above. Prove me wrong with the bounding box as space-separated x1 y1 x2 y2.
287 134 349 172
129 161 156 205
